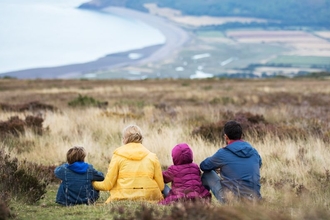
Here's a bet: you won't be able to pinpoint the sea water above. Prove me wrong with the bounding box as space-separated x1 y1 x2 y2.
0 0 165 74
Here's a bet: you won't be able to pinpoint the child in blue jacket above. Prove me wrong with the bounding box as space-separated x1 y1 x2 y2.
54 146 104 206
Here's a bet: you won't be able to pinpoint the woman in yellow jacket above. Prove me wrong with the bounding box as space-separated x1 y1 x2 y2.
93 125 164 203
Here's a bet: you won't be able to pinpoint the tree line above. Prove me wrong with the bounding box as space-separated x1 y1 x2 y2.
79 0 330 28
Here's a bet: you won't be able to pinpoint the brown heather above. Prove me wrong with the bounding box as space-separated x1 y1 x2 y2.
0 78 329 219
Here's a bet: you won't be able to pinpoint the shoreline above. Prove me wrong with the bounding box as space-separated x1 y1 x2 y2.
1 44 164 79
2 7 190 79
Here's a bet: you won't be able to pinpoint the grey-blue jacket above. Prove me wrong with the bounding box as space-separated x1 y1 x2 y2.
200 140 262 198
54 162 104 206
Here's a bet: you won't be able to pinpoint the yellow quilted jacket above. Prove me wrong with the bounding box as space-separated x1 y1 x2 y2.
93 143 164 203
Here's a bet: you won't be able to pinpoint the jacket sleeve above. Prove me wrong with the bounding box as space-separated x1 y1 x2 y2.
92 155 119 191
54 164 66 180
91 166 105 181
162 166 174 183
153 156 165 191
200 149 225 171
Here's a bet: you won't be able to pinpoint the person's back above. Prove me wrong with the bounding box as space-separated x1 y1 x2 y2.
107 142 164 201
54 146 104 206
92 125 164 203
212 140 261 198
160 143 211 205
200 121 262 202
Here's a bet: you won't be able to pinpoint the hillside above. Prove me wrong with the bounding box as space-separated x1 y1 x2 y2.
79 0 330 27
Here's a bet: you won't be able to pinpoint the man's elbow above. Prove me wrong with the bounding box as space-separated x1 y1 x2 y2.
200 163 214 172
200 162 208 171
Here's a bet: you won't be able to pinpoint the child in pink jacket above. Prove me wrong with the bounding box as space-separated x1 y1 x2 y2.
160 143 211 205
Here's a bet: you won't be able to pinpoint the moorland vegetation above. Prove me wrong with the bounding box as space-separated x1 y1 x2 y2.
0 78 330 219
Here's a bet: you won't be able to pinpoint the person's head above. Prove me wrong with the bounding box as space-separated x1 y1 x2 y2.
224 120 243 141
122 125 143 144
171 143 193 165
66 146 86 164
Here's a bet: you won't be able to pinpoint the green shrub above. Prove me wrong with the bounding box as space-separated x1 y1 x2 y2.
68 94 108 108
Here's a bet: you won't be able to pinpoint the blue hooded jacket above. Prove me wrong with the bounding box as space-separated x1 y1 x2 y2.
200 141 262 198
54 161 104 206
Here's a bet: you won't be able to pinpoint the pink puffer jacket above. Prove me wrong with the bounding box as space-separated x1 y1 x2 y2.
160 143 211 205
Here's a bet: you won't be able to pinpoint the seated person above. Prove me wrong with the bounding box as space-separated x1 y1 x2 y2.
160 143 211 205
200 121 262 203
92 125 164 203
54 146 104 206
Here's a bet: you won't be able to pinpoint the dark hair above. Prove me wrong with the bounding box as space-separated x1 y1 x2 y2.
66 146 86 164
224 120 242 140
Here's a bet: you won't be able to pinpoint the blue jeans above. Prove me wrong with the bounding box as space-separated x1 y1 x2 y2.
201 170 224 203
162 184 171 198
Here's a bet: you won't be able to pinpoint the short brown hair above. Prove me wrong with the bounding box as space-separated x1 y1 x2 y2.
66 146 86 164
122 125 143 144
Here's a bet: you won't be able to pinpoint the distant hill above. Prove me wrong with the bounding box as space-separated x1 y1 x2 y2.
79 0 330 28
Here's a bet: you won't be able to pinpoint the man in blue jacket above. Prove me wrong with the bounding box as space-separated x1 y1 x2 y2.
200 120 262 203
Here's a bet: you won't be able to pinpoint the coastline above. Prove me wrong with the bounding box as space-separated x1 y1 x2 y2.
2 7 190 79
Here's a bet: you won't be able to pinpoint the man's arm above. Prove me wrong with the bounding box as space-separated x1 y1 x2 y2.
200 149 224 171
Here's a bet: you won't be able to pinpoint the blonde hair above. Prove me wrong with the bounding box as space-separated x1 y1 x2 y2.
122 125 143 144
66 146 86 164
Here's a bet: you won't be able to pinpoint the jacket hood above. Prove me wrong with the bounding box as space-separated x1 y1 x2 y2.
172 143 193 165
225 141 255 158
114 143 150 160
66 161 89 174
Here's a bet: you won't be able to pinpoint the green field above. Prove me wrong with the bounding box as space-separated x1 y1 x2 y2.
85 30 330 79
267 56 330 67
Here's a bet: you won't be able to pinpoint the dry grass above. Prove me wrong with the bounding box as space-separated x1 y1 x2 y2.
1 78 330 219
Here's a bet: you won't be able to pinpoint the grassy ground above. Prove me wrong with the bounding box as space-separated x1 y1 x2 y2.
11 185 113 220
1 78 330 219
11 183 297 220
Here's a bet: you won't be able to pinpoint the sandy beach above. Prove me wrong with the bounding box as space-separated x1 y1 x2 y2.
2 7 190 79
